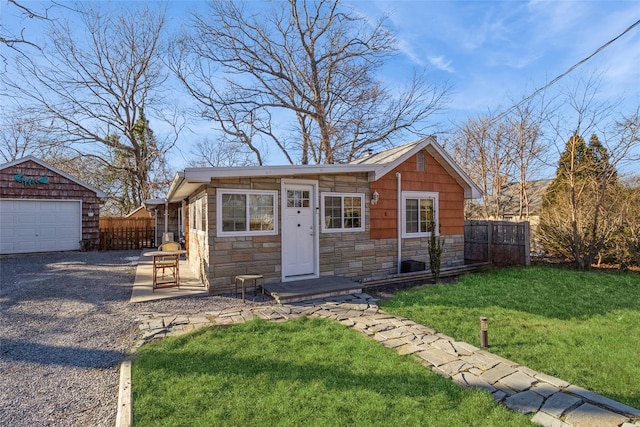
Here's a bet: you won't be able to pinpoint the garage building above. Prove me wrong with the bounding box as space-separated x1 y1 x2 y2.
0 156 106 254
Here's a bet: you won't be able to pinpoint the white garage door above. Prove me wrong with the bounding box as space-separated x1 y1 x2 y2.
0 199 82 254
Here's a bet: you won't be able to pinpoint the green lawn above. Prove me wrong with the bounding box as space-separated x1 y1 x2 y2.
132 317 534 427
379 266 640 409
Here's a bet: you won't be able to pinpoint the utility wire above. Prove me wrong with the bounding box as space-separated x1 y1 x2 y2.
492 17 640 122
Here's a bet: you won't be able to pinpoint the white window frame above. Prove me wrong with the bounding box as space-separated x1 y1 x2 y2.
191 192 207 236
321 192 365 233
217 189 278 237
401 191 439 238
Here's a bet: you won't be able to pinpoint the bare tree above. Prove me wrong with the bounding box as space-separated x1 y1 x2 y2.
619 175 640 267
0 108 44 162
506 96 550 219
451 114 514 218
0 0 51 60
170 0 448 165
538 76 639 269
6 3 178 214
187 138 256 168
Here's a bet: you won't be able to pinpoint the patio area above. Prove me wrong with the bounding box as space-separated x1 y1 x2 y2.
130 250 208 303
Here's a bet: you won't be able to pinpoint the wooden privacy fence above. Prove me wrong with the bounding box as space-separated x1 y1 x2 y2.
464 220 530 267
99 217 155 250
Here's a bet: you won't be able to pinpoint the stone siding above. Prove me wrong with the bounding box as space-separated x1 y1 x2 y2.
206 178 283 294
321 235 465 280
192 172 466 294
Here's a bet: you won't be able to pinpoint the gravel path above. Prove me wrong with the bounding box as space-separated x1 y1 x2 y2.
0 250 264 427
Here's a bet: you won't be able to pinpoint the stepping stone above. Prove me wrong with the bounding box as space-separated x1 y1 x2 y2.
146 318 165 330
172 316 190 325
481 363 517 384
450 341 478 355
540 392 582 418
417 334 440 344
416 347 459 367
451 372 496 392
459 353 500 371
531 411 573 427
476 350 520 367
369 323 394 333
534 373 571 389
396 343 423 355
431 338 458 355
492 390 508 402
530 382 561 398
566 385 640 418
436 360 474 377
376 327 410 340
381 338 406 349
564 403 631 427
503 390 544 414
497 370 537 392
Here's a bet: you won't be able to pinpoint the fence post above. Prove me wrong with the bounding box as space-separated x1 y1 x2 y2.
523 221 531 266
487 221 493 265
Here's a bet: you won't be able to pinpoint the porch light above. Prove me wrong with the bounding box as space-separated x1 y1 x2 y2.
371 190 379 205
87 205 94 217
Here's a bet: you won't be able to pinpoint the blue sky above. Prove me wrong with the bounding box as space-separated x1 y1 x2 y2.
354 1 639 121
2 1 640 171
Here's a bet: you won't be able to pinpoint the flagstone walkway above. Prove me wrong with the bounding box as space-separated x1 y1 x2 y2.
135 294 639 427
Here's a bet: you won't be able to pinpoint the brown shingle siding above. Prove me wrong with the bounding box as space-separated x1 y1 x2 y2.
370 152 464 239
1 159 103 250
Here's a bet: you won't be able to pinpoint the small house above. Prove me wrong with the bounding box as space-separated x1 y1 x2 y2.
146 137 482 293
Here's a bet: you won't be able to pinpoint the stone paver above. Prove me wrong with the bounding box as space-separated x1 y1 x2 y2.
540 392 583 418
481 363 518 384
504 390 545 414
564 403 631 427
530 382 561 398
498 370 538 392
134 293 640 427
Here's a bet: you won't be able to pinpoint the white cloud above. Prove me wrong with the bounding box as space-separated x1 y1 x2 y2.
396 39 427 67
428 55 455 73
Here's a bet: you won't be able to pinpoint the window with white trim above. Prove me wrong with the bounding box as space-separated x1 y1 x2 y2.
402 191 438 237
217 189 278 236
192 193 207 233
321 193 365 233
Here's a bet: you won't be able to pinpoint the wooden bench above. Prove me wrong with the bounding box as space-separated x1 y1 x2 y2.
235 274 264 302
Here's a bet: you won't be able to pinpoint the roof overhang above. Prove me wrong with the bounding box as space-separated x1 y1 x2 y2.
164 164 377 203
161 137 482 202
364 137 483 199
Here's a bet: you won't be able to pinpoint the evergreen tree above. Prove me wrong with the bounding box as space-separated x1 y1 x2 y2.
538 132 621 270
542 133 591 207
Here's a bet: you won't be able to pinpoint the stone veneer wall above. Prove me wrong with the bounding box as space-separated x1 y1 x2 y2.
320 235 464 279
200 173 466 294
206 178 283 294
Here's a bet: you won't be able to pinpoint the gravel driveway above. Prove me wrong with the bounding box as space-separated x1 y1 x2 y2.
0 250 264 427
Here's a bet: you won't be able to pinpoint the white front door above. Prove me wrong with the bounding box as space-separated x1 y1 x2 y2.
282 182 317 279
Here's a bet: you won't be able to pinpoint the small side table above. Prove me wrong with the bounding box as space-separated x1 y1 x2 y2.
235 274 264 303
